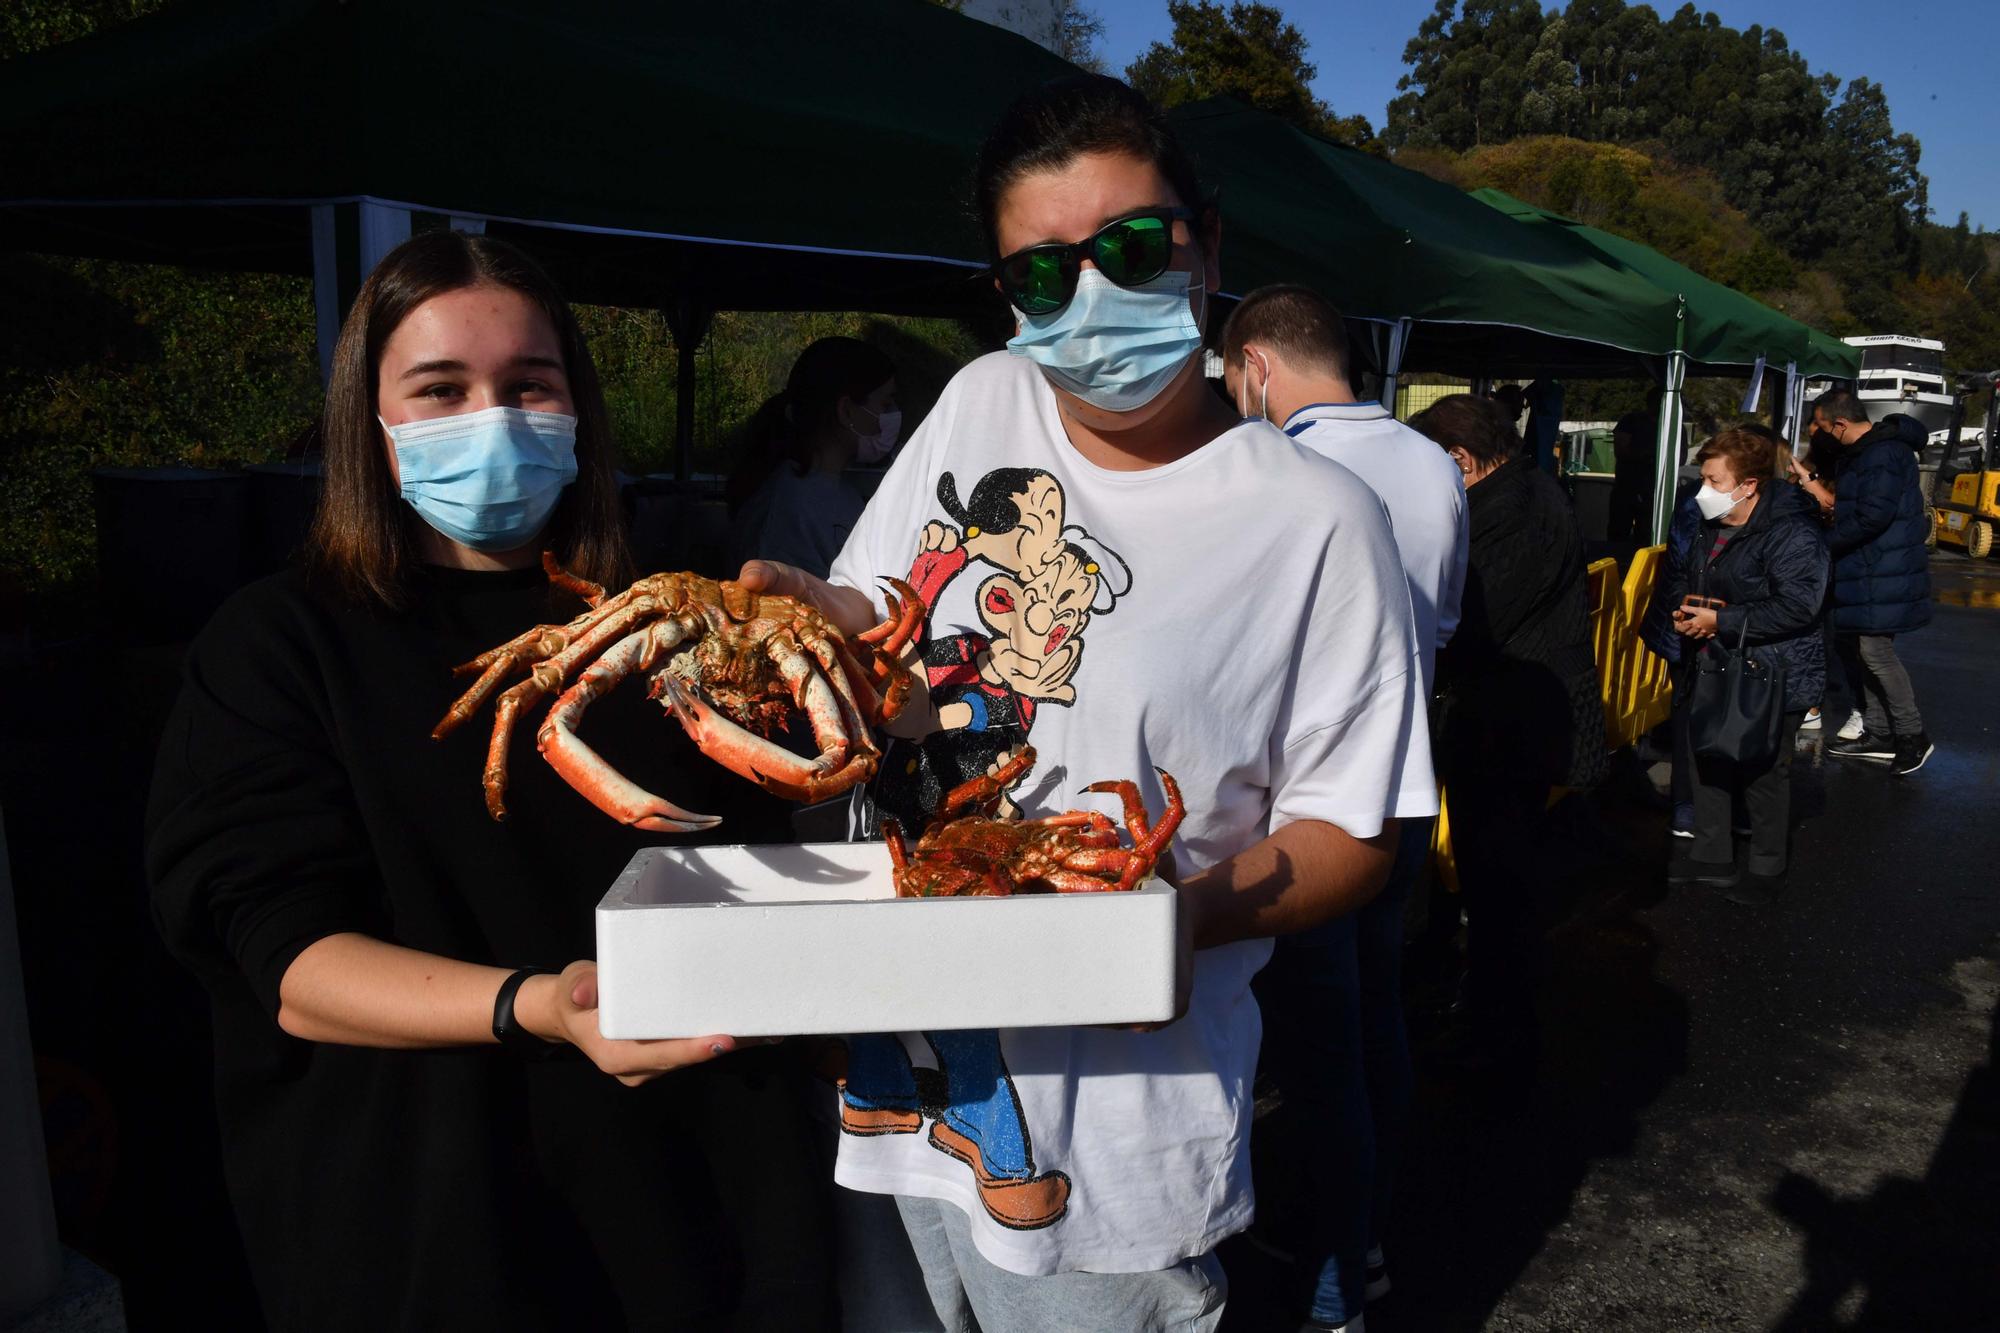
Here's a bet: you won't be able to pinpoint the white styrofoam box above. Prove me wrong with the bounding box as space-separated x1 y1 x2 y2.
596 842 1178 1039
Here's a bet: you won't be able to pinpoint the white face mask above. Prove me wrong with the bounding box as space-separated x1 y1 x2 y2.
1695 479 1749 521
1235 350 1272 424
848 404 901 464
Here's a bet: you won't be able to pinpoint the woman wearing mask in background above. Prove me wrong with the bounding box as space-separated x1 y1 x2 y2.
147 231 830 1330
1410 394 1605 1072
737 75 1427 1333
1662 426 1827 907
726 336 899 578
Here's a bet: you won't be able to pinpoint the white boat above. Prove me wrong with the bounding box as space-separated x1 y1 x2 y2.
1845 334 1955 434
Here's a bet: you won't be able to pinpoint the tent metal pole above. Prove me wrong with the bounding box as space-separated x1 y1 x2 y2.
311 205 339 385
1380 318 1412 414
1650 299 1688 546
667 300 712 487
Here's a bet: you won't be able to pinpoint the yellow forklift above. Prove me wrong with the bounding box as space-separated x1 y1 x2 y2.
1934 371 2000 558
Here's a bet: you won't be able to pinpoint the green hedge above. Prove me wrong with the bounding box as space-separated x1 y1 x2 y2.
0 252 992 607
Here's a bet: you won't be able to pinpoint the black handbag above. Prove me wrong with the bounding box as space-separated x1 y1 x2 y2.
1688 619 1785 766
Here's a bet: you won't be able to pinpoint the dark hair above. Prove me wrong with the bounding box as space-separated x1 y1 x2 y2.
308 230 630 608
937 468 1052 534
727 337 894 511
972 74 1209 259
1220 284 1351 383
1408 393 1520 467
1812 388 1866 425
1699 423 1783 484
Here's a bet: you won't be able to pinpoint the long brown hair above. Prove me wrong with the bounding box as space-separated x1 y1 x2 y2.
308 230 632 608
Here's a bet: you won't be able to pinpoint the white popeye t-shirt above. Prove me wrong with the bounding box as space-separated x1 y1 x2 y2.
827 351 1435 1277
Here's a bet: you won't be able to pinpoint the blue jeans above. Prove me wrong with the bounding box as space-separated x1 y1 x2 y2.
842 1031 1032 1179
1254 818 1427 1325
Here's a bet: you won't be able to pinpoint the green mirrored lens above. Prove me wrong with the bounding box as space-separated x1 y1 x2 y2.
1007 250 1069 315
1094 216 1171 285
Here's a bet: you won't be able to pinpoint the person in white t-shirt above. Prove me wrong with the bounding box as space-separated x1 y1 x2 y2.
725 336 901 578
1220 284 1468 1330
737 75 1432 1333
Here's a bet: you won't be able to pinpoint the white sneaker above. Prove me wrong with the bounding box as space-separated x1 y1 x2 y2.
1837 710 1865 741
1800 708 1822 730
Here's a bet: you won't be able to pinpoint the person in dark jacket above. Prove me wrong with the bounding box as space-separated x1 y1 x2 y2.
1797 394 1933 774
1659 428 1828 905
1412 395 1605 1063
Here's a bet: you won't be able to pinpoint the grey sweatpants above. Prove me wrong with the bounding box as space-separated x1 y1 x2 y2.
891 1194 1228 1333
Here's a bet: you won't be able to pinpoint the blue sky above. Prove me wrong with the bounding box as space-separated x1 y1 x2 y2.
1088 0 1995 231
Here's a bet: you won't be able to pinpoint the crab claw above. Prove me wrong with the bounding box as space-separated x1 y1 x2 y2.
535 630 721 832
656 675 877 804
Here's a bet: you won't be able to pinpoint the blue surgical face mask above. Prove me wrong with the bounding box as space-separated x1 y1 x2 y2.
1006 264 1205 413
381 406 579 552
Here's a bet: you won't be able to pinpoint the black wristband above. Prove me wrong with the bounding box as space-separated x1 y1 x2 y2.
492 967 561 1059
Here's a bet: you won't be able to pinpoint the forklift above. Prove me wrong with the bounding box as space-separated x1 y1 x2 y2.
1934 370 2000 558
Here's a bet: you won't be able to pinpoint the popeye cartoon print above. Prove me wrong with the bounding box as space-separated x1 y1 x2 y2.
870 467 1131 831
840 467 1131 1232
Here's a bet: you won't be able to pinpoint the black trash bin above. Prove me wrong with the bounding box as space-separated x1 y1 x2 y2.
90 467 251 644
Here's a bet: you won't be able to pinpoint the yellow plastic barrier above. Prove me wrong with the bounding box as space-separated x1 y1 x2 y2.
1433 545 1672 891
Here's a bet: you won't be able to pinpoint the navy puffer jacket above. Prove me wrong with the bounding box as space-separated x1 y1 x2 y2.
1658 481 1829 711
1639 492 1703 665
1828 415 1932 635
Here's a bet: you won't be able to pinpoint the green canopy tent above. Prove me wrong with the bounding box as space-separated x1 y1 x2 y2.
1167 99 1688 395
0 0 1083 474
1472 188 1861 541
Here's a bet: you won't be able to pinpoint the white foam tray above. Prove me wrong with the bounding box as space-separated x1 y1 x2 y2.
595 843 1178 1039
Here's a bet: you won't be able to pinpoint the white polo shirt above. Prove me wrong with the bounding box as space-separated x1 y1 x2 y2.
1283 401 1469 695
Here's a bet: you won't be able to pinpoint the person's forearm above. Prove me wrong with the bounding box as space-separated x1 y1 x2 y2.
277 932 511 1048
1180 818 1398 950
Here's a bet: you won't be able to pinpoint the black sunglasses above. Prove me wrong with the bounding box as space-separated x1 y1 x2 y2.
994 207 1195 316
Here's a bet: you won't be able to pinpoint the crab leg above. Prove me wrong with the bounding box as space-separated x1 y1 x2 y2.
769 640 852 773
798 630 877 766
541 550 608 608
882 819 910 871
655 675 878 804
1081 779 1152 843
432 621 585 740
536 630 721 832
941 747 1038 819
476 602 681 819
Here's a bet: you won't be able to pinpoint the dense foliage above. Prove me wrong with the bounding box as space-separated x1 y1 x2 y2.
1126 2 1381 151
1386 2 1930 310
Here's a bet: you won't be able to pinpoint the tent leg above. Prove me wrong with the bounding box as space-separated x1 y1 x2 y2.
1651 348 1687 546
666 301 713 487
1380 318 1412 415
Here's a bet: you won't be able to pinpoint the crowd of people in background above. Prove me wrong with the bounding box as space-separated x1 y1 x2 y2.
141 69 1942 1333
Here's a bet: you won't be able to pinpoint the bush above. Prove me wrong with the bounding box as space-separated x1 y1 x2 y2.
0 252 996 608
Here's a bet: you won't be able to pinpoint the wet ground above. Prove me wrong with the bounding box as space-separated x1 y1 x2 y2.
1228 553 2000 1332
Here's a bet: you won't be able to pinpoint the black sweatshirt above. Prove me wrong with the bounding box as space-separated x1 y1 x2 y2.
146 565 829 1331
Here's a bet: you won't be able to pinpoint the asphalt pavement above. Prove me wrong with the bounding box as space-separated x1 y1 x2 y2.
1228 552 2000 1332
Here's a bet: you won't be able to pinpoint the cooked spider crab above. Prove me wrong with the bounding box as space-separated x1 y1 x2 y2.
433 553 923 831
883 747 1184 897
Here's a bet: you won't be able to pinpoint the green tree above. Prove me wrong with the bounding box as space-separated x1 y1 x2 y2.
1126 1 1380 150
1052 1 1108 73
1387 0 1547 149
